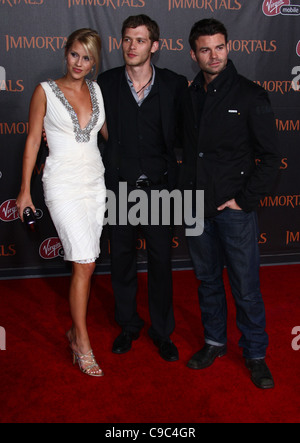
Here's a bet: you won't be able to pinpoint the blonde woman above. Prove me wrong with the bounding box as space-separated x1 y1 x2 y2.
16 29 108 377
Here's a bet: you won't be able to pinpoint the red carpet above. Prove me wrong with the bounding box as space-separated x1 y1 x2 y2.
0 266 300 423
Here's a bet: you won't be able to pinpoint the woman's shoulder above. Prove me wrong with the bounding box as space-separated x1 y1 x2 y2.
39 79 55 93
40 78 56 86
32 82 48 98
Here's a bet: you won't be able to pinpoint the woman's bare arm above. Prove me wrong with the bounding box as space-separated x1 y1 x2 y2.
16 85 47 221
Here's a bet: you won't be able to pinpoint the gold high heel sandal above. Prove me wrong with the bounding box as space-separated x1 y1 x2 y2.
72 349 104 377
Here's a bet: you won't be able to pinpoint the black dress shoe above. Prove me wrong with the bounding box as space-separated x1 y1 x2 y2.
187 344 227 369
153 338 179 362
245 359 275 390
112 331 140 354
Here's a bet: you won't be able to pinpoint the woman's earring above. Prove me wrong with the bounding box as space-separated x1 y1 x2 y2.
89 66 95 78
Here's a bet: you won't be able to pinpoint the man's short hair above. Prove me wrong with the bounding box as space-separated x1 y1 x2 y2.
122 15 160 43
189 18 228 52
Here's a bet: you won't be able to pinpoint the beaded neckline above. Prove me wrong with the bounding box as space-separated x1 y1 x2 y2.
47 79 100 143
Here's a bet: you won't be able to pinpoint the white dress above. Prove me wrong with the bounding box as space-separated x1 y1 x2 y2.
40 79 106 264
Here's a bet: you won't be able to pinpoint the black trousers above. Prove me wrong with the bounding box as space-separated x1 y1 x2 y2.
108 183 175 341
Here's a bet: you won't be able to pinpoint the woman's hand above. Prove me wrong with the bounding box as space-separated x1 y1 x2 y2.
16 192 36 222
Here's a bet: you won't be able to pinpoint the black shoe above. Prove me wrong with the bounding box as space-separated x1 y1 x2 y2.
153 338 179 362
245 358 275 390
112 331 140 354
187 344 227 369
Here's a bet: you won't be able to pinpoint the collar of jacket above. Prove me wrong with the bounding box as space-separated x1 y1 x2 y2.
191 59 238 95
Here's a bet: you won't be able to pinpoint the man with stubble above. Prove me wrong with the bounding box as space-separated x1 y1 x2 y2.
181 19 280 389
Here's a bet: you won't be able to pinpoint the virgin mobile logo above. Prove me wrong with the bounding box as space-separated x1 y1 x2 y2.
0 199 18 222
262 0 300 15
39 238 64 260
0 200 43 222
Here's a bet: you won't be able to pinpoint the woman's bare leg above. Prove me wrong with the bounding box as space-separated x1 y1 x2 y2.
66 262 96 355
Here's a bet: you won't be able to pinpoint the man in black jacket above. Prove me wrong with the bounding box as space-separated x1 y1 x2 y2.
98 15 187 362
181 19 280 388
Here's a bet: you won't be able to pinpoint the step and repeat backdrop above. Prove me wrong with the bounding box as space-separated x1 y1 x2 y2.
0 0 299 278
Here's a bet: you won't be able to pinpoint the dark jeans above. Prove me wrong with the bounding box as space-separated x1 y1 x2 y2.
187 209 269 359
